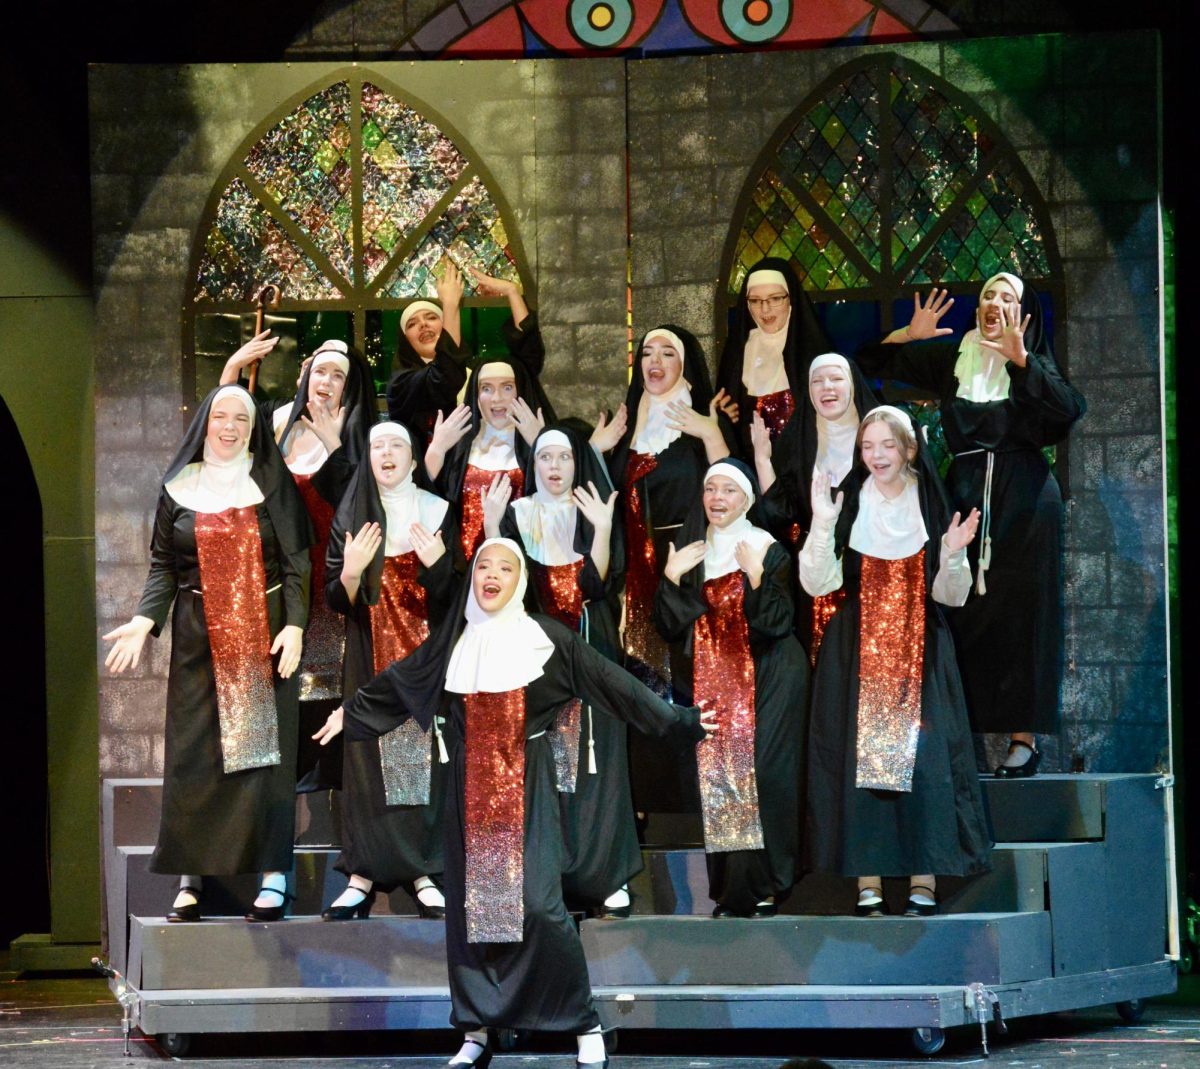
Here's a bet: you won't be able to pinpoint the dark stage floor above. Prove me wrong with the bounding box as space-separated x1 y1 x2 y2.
2 972 1198 1069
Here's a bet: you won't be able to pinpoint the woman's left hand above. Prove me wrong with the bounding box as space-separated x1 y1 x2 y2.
944 508 981 552
697 702 719 739
510 397 545 445
589 403 628 453
573 481 618 530
666 399 718 441
271 624 304 679
978 302 1031 367
410 523 447 568
301 398 346 453
712 388 739 424
481 472 513 539
735 539 768 587
312 706 343 746
467 265 519 298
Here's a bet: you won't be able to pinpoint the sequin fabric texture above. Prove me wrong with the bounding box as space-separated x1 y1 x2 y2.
371 552 433 806
809 588 847 665
293 474 345 701
530 559 586 793
754 389 796 441
464 689 526 943
621 451 671 681
194 507 281 774
856 550 926 793
460 464 525 560
693 572 764 852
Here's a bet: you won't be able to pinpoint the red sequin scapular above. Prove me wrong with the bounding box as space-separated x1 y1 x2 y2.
293 472 344 701
460 464 525 560
693 571 764 852
809 588 847 665
371 552 433 806
754 389 795 441
856 550 926 793
622 451 670 679
194 506 280 774
464 688 527 943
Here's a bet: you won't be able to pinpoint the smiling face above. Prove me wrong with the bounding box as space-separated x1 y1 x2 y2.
535 442 575 498
746 283 790 334
370 432 415 490
477 366 518 430
308 358 347 413
977 279 1020 340
403 309 443 362
859 416 916 497
472 543 522 612
206 397 252 462
703 474 750 529
809 364 852 421
640 337 684 396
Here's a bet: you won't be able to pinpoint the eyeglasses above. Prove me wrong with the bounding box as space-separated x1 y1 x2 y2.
746 294 789 312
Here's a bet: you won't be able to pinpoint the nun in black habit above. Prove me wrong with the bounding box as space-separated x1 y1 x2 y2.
654 458 809 917
317 538 712 1067
854 275 1086 775
104 385 312 921
319 420 458 920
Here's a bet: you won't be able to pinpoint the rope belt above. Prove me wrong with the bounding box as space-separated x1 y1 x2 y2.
954 448 993 595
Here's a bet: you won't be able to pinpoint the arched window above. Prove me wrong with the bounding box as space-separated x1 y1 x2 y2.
184 72 529 404
721 54 1063 466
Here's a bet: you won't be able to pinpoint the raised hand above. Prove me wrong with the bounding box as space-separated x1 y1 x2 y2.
312 706 344 746
410 523 447 568
810 471 844 526
663 539 707 584
509 397 545 445
300 396 347 453
220 329 279 386
944 508 981 552
103 616 155 675
467 265 519 299
436 258 464 311
481 472 513 539
750 410 772 465
589 403 628 453
977 302 1031 367
573 481 618 531
734 538 769 587
271 624 304 679
430 404 473 454
712 387 740 425
666 399 718 441
904 287 955 341
343 522 383 580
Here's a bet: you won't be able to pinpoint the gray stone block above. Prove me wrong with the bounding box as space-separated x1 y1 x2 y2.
1104 435 1163 486
1064 550 1107 605
100 680 167 733
1060 664 1111 721
100 732 160 780
1112 664 1169 725
1109 555 1163 609
1070 375 1160 435
1070 607 1166 668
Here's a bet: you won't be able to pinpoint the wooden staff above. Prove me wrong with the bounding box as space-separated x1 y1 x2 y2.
248 284 282 394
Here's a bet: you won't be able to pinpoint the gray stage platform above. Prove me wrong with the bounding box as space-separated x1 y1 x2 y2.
100 774 1176 1055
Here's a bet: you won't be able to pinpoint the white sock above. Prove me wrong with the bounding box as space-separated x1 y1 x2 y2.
603 886 630 909
448 1030 488 1065
577 1026 605 1062
331 881 370 909
1002 740 1036 767
173 884 200 909
415 877 445 908
255 871 287 908
857 887 883 905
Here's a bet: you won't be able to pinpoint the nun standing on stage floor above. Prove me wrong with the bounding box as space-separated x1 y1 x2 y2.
104 385 312 922
855 275 1085 776
315 538 714 1068
655 459 808 918
220 334 376 797
714 257 829 454
482 424 639 918
321 421 457 921
800 405 991 917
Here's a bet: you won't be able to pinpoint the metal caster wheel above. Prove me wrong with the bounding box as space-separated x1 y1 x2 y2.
494 1027 520 1051
158 1032 192 1057
910 1025 946 1055
1116 999 1146 1024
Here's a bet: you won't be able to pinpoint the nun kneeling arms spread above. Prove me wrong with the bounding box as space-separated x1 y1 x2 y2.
104 385 312 922
315 539 714 1068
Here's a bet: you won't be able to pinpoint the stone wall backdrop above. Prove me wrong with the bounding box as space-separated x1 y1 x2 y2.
628 32 1166 772
91 59 630 780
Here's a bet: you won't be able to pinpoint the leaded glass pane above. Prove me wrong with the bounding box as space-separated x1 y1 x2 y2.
194 177 339 301
378 176 519 299
245 83 355 283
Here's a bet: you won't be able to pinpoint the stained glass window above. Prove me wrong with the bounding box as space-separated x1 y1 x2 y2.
726 56 1054 297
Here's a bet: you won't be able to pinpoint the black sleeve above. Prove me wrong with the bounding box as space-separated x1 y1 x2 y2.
324 512 352 615
311 447 356 507
343 663 415 741
386 334 470 424
504 310 545 378
1007 351 1087 430
758 472 806 543
134 493 179 637
418 508 458 605
854 339 959 398
652 574 706 644
744 542 795 640
281 544 311 629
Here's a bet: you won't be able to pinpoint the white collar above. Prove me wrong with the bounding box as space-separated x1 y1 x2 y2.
848 477 928 561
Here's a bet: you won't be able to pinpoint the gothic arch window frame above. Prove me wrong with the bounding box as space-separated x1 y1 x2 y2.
182 66 532 407
716 52 1066 339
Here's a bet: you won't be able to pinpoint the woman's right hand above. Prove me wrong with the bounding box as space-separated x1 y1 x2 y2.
220 330 279 385
902 287 955 341
102 616 155 674
810 471 844 526
436 258 464 312
312 706 344 746
663 540 706 585
343 522 383 580
430 404 473 455
589 403 628 453
481 472 512 538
